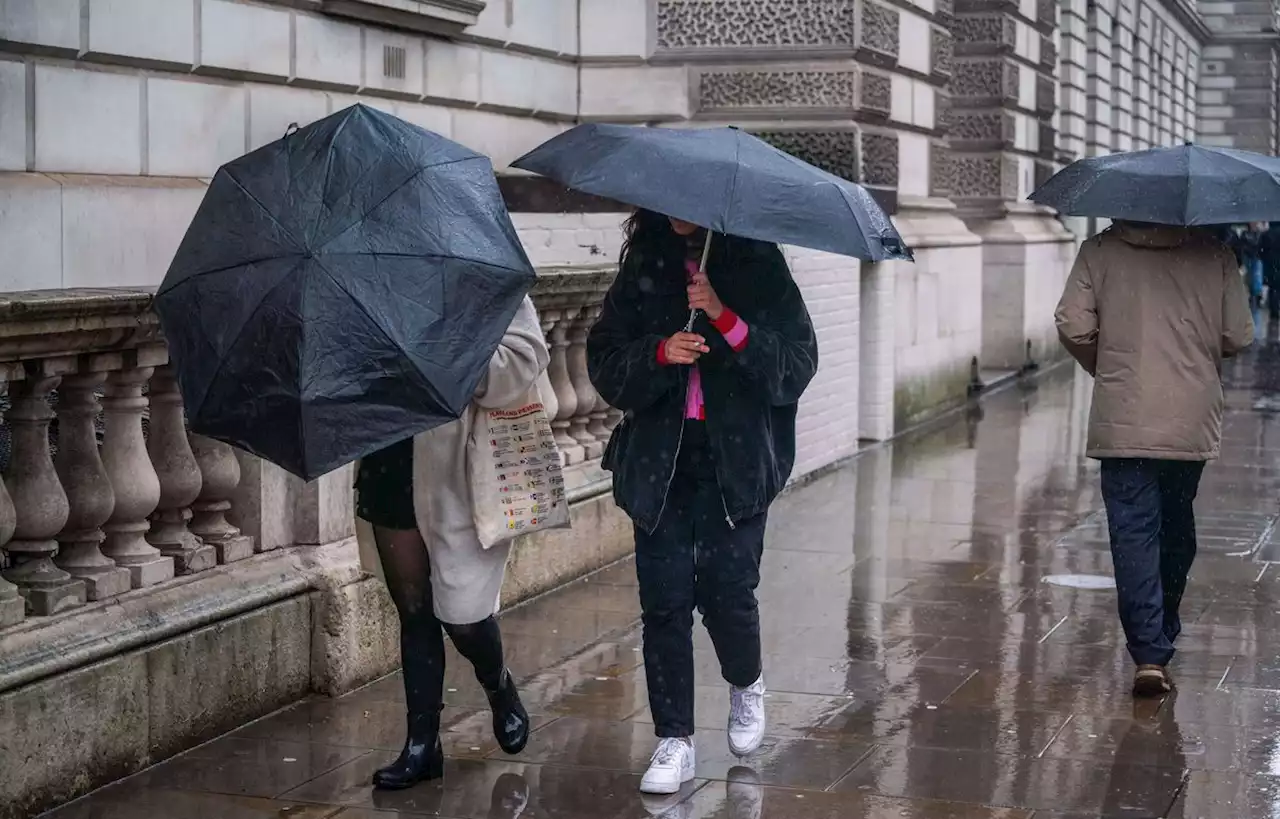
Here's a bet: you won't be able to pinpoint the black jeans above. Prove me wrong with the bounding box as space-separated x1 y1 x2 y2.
634 421 766 738
1099 458 1205 667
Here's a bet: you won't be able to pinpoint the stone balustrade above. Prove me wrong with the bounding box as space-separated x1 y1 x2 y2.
0 289 256 626
0 268 620 630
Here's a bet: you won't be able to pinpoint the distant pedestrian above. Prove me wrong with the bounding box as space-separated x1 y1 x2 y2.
1055 221 1254 697
1260 222 1280 320
587 210 818 794
1237 222 1266 307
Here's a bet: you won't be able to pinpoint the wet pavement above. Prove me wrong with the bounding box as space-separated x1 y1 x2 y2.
44 328 1280 819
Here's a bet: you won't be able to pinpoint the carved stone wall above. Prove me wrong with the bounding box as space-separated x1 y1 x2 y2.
697 69 857 110
750 130 860 180
655 0 856 49
860 132 899 187
948 0 1058 214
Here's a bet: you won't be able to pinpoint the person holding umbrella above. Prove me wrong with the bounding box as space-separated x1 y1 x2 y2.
354 293 548 789
513 122 909 797
588 210 817 792
155 104 551 789
1034 144 1269 696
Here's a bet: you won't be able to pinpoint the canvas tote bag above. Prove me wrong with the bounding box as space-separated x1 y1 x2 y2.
467 376 570 549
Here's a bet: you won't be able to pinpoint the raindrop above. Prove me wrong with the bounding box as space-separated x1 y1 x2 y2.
283 757 297 763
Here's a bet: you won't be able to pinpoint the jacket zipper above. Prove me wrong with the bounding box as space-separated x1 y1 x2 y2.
702 398 736 531
650 368 688 535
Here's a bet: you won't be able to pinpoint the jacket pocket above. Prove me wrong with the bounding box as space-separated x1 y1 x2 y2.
601 411 631 472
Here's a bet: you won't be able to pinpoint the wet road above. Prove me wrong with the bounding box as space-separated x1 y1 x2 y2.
45 333 1280 819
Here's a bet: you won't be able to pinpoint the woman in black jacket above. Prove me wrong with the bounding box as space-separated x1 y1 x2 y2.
587 209 818 795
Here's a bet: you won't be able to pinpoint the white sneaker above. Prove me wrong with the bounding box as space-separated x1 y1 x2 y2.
640 737 696 795
728 676 767 756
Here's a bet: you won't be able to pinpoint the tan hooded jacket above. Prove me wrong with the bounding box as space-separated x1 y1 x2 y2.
1055 222 1254 461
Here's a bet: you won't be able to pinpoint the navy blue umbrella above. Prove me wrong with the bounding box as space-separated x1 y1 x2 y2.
1030 143 1280 225
155 104 536 481
512 124 912 262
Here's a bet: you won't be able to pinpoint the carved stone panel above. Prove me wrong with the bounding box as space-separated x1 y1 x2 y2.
1040 35 1057 69
953 14 1015 51
750 130 859 180
860 2 900 58
951 58 1018 103
931 29 954 78
860 132 899 187
929 141 952 197
859 70 892 117
656 0 857 49
947 153 1004 198
1036 0 1055 28
698 70 857 110
949 111 1015 145
1035 74 1055 115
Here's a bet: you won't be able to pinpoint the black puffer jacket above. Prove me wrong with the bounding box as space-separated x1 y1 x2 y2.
587 233 819 534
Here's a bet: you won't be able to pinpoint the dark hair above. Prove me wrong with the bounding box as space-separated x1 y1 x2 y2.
619 209 681 273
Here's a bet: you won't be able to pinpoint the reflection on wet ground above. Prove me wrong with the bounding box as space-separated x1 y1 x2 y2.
44 332 1280 818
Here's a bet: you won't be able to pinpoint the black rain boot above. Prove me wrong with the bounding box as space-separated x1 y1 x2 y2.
372 709 445 790
484 669 530 755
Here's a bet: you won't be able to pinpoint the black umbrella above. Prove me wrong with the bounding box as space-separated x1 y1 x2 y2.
154 104 536 481
511 124 912 262
1030 143 1280 226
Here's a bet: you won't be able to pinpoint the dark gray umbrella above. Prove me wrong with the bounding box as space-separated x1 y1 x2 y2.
1030 143 1280 225
511 124 911 262
154 104 536 481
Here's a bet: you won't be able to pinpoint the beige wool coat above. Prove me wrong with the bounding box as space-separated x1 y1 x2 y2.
1055 222 1254 462
356 296 551 624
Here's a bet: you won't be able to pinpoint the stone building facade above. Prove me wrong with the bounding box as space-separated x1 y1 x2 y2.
0 0 1276 812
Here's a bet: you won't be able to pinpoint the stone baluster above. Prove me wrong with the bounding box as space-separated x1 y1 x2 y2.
579 303 614 445
534 305 561 447
146 366 215 575
101 365 175 588
566 305 603 460
0 469 23 626
545 307 584 465
53 371 131 600
189 434 254 562
1 375 85 614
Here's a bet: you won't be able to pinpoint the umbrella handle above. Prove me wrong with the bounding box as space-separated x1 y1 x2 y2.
684 230 716 332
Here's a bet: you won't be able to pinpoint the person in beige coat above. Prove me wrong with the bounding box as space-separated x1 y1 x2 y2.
1056 221 1254 697
354 296 549 789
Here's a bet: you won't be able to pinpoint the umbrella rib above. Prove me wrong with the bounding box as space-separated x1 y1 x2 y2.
222 169 306 251
315 155 486 252
318 250 536 276
721 131 744 229
187 257 308 427
155 255 302 296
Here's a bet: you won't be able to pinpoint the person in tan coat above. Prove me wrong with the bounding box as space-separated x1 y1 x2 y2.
1056 221 1254 697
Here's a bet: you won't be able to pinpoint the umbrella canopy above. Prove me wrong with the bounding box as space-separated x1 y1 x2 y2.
1029 143 1280 225
512 124 911 261
155 104 536 481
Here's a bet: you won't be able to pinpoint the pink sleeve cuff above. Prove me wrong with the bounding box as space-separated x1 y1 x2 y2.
656 339 671 366
712 308 749 352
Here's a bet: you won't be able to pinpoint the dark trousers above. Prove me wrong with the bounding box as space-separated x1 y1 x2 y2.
634 422 766 738
1099 458 1205 667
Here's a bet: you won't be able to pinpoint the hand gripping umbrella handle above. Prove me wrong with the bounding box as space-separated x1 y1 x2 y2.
684 230 715 332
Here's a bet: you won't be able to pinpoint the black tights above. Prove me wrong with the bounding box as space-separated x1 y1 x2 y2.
373 526 507 714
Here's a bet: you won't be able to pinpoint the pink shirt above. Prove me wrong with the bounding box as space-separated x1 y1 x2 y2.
656 259 750 419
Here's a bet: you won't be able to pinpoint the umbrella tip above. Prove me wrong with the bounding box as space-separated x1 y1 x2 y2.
284 122 300 138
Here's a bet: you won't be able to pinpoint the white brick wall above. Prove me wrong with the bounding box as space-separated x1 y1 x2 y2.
510 212 627 268
787 247 861 479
